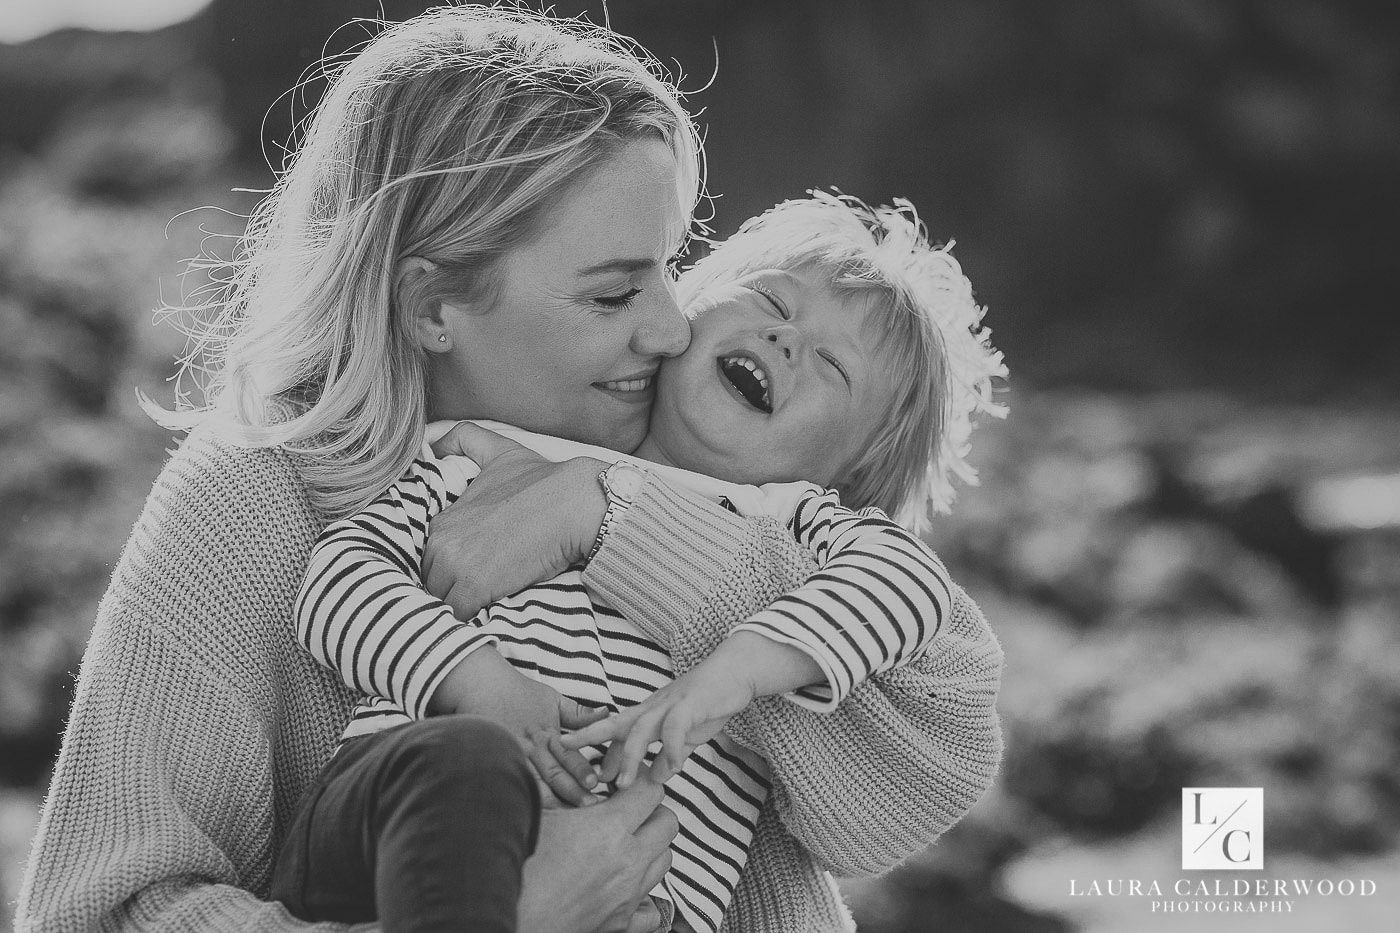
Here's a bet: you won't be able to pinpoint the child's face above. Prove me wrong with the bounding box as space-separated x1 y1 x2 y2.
639 266 895 487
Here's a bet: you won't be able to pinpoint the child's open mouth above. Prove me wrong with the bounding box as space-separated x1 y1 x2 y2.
718 354 772 413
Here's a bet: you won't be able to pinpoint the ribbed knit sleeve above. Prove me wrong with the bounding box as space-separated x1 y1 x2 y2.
584 475 753 629
719 807 855 933
584 476 1004 877
16 430 370 932
728 582 1004 877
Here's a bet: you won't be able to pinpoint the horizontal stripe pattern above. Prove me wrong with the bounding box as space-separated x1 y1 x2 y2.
299 457 772 933
299 454 959 932
733 490 953 711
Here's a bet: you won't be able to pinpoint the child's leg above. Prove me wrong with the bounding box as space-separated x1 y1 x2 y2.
271 716 540 933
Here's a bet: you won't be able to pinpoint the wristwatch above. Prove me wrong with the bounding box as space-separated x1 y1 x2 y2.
585 461 647 565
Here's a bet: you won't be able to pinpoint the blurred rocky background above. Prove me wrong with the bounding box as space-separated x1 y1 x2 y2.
1 1 1396 930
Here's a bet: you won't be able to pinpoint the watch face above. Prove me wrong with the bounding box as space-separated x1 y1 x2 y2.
605 462 647 502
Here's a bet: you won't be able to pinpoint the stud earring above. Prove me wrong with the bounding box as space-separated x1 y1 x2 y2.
438 334 448 343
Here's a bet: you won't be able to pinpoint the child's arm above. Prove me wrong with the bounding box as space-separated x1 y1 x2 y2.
296 457 489 720
732 489 955 708
295 456 604 805
573 488 957 785
563 631 820 788
582 477 1002 875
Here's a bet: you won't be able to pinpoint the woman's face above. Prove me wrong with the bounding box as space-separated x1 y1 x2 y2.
428 138 690 453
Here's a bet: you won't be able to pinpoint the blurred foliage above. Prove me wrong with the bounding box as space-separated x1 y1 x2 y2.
0 54 240 784
2 2 1398 930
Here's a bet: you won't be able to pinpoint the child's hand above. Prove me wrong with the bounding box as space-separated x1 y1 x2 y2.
430 647 608 806
563 657 757 789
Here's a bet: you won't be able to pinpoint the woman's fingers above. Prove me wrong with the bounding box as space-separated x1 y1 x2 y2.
528 736 594 807
428 421 524 463
631 794 679 857
640 845 673 897
601 766 666 831
534 779 566 810
558 698 611 731
548 732 600 797
440 579 488 621
424 455 603 605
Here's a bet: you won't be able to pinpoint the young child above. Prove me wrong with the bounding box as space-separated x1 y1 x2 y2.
292 191 1006 933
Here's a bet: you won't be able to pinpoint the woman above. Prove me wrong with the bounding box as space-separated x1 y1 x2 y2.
17 7 1000 933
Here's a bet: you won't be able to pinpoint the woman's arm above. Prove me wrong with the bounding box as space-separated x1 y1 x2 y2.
727 586 1004 877
17 432 368 932
20 617 370 932
19 432 669 933
582 477 1003 876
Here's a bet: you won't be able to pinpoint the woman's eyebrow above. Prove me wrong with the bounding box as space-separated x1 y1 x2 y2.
575 257 657 278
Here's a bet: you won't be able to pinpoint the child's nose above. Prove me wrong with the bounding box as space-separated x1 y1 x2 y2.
764 328 794 359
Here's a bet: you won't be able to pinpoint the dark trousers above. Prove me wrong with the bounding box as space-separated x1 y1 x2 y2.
271 716 540 933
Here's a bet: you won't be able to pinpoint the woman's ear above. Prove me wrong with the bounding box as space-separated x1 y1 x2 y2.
399 257 488 353
399 257 456 353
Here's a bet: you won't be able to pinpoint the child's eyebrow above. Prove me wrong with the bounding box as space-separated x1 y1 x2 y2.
758 269 804 289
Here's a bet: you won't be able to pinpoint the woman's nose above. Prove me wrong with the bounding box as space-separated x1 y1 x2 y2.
630 285 690 358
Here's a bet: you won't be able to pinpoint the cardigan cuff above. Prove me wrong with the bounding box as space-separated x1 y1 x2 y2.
581 476 748 647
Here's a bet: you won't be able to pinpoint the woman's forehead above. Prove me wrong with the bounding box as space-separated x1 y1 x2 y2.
524 139 684 270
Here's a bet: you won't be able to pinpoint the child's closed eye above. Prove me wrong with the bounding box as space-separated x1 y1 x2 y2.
819 349 851 388
749 283 790 320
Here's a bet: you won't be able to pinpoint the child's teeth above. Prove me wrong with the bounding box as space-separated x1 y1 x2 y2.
719 355 773 412
725 356 768 391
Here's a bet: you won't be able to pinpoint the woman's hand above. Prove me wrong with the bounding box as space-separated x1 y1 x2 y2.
517 768 678 933
424 422 609 619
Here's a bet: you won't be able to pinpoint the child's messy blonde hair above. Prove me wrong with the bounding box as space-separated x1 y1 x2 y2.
677 191 1007 531
149 6 701 517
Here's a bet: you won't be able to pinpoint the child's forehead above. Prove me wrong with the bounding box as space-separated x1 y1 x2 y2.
721 259 850 293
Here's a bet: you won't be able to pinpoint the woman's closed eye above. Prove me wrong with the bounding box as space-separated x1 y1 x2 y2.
592 287 642 310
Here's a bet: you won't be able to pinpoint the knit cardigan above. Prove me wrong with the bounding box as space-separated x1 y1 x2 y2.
16 429 1003 933
584 481 1004 933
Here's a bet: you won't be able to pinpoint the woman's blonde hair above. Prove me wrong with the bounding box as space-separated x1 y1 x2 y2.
676 191 1007 532
151 5 702 517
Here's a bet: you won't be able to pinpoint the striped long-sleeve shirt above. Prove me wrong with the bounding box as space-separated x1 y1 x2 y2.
295 429 955 933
